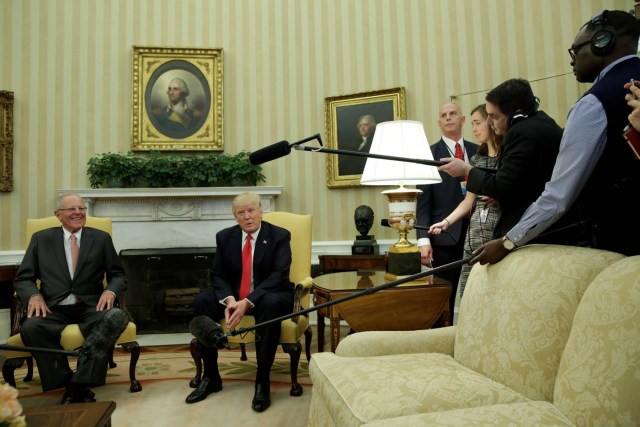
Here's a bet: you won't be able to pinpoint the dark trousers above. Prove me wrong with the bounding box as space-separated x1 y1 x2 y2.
193 289 293 386
20 304 110 392
432 241 465 317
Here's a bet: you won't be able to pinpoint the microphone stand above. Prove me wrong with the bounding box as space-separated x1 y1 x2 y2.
228 257 470 337
0 344 78 356
293 145 497 173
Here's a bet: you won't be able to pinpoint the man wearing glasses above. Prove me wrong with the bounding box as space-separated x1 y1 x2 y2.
14 192 127 404
467 10 640 263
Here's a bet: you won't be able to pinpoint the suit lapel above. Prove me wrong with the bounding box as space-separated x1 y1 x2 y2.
253 222 270 275
74 227 95 278
50 227 72 281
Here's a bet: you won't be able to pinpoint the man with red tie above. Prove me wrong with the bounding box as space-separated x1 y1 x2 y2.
417 103 477 316
186 192 294 412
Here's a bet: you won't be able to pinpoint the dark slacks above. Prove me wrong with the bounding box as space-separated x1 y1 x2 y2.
20 304 110 392
193 289 293 386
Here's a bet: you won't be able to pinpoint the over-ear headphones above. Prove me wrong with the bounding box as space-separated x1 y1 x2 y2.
590 10 615 56
507 97 540 128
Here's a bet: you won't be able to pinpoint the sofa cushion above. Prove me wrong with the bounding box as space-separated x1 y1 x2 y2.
455 245 624 401
309 352 530 426
553 255 640 426
363 401 573 426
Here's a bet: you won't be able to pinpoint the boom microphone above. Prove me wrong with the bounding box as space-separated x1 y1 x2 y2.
381 218 430 231
249 134 323 165
189 316 230 350
80 308 129 359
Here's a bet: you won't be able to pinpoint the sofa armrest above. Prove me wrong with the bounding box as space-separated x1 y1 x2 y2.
335 326 457 357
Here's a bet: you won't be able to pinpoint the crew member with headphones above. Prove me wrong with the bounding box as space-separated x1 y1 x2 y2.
436 78 564 241
456 10 640 264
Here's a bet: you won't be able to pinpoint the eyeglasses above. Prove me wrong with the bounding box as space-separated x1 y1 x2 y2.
57 207 87 213
568 40 590 60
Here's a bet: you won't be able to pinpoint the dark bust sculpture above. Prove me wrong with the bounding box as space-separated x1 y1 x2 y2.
354 205 374 237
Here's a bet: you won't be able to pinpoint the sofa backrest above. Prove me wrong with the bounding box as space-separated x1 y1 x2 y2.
454 245 624 402
553 255 640 426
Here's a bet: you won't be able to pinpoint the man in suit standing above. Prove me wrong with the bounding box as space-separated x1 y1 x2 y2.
186 192 294 412
14 193 127 404
417 103 477 315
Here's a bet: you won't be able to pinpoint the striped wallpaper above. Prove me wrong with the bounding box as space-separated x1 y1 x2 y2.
0 0 633 251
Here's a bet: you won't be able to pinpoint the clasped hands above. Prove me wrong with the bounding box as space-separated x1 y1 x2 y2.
225 298 251 329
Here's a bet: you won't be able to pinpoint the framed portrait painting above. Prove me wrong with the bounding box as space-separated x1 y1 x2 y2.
131 46 224 151
324 87 406 188
0 90 14 192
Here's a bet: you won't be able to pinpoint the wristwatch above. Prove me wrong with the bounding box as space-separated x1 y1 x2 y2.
502 236 516 251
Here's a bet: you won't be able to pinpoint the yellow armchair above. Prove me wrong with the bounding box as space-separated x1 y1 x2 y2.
1 216 142 393
189 212 313 396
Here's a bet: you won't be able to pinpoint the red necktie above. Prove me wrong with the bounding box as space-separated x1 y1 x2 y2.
454 142 464 160
70 234 79 273
239 235 252 300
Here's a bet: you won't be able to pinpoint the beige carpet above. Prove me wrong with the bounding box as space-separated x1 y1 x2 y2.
14 344 313 427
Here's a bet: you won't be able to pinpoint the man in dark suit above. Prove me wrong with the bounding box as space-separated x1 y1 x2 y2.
438 79 563 250
417 103 477 315
14 193 127 404
186 192 294 412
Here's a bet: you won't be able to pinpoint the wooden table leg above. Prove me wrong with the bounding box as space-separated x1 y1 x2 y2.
317 312 325 352
330 316 341 353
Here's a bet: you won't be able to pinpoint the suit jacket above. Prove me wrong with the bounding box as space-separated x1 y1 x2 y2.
14 226 127 308
466 111 563 238
211 221 293 304
417 139 478 246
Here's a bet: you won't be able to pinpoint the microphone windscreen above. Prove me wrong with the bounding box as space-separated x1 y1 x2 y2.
249 141 291 165
83 308 129 359
189 315 227 348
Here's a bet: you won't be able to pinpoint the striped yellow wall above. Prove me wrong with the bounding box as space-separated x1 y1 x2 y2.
0 0 633 250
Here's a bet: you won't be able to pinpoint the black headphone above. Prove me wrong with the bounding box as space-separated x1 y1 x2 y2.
507 97 540 128
590 10 615 56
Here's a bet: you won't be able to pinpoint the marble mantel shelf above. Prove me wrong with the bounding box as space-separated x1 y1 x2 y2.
55 187 284 252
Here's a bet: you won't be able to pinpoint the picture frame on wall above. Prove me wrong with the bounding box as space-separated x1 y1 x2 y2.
324 87 406 188
131 46 224 151
0 90 14 192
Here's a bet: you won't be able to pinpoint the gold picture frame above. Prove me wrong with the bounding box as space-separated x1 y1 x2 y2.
324 87 406 188
131 46 224 151
0 90 14 192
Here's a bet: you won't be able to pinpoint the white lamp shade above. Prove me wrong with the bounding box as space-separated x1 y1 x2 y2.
360 120 442 186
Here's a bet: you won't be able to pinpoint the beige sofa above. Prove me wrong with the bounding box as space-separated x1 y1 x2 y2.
308 245 640 426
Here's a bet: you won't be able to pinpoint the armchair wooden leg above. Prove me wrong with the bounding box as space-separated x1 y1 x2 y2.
240 343 248 361
2 358 27 387
189 338 202 388
281 342 303 397
304 327 312 362
121 341 142 392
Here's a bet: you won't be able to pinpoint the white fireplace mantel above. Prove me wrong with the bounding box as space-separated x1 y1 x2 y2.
56 187 284 253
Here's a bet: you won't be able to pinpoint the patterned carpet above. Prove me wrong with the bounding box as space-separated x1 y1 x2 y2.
13 343 311 398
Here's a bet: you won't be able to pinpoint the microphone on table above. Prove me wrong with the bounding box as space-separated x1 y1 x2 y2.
380 218 430 231
189 316 231 350
80 308 130 359
0 308 130 359
249 134 323 165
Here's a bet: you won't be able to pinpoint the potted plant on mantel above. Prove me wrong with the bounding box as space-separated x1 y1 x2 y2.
87 151 266 189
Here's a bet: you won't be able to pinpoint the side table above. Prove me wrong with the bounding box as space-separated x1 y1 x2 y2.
313 271 451 352
22 401 116 426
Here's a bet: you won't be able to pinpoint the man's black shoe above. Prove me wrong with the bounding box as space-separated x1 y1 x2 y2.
251 383 271 412
185 377 222 404
60 387 96 404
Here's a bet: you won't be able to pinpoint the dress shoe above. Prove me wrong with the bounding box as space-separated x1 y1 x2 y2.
185 377 222 404
60 387 96 404
251 383 271 412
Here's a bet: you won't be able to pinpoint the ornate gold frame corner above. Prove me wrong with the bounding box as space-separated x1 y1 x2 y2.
131 46 224 151
324 87 406 188
0 90 14 192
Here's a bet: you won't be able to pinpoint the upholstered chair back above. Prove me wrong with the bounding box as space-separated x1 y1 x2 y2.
553 255 640 425
454 245 624 402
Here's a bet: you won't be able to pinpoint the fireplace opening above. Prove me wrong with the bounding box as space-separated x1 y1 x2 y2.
120 247 215 334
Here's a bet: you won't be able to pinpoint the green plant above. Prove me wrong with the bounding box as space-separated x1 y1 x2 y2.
87 152 141 188
142 152 183 187
180 155 220 187
224 151 266 186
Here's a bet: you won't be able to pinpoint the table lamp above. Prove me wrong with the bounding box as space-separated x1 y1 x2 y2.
360 120 442 281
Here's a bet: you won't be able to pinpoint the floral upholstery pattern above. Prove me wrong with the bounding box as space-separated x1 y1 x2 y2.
454 245 623 401
553 256 640 426
308 245 632 426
